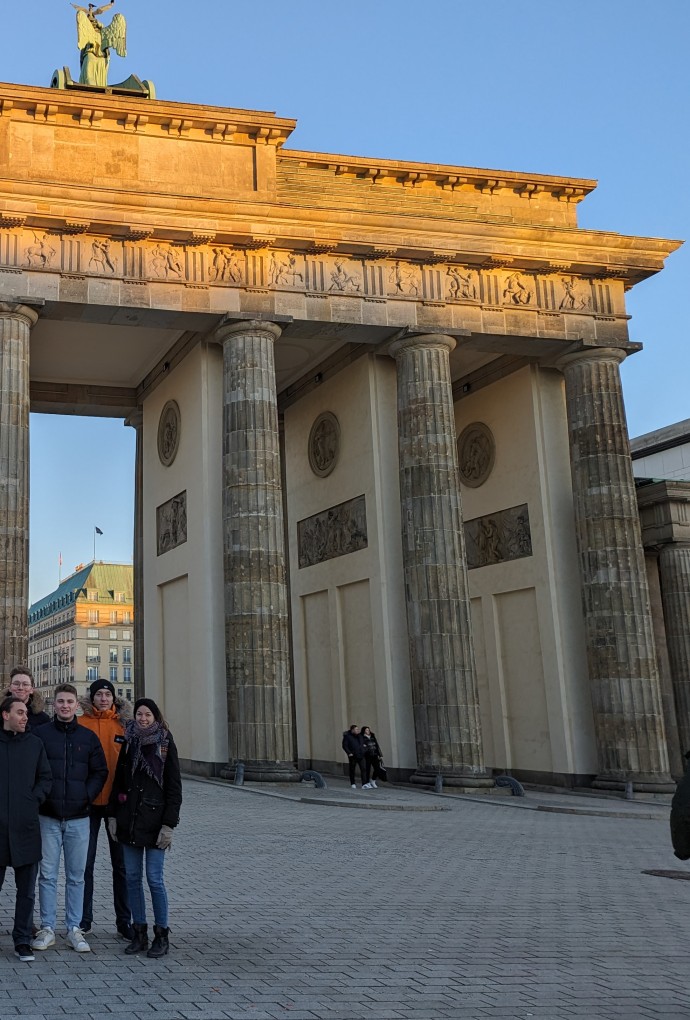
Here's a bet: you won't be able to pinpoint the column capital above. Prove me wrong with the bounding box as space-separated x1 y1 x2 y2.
554 345 627 373
124 407 143 430
0 303 39 329
389 331 456 359
211 317 283 346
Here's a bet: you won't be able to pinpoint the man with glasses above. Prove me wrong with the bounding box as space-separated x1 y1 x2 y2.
4 668 50 732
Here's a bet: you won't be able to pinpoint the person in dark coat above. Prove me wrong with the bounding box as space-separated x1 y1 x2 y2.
360 726 383 789
31 683 108 955
4 666 50 731
0 696 52 962
342 724 366 789
108 698 182 959
671 752 690 860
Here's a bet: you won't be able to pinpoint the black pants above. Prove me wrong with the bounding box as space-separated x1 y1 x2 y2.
364 756 380 783
348 756 366 785
0 862 38 946
81 806 131 929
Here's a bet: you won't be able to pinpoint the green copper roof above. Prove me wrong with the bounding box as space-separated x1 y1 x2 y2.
28 561 133 622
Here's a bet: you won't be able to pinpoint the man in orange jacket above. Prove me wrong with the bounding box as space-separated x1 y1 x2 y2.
78 679 133 940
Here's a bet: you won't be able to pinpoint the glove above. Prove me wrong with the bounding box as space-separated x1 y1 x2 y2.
107 817 118 842
156 824 174 850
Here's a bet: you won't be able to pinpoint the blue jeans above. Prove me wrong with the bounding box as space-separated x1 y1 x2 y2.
121 845 168 927
38 816 90 932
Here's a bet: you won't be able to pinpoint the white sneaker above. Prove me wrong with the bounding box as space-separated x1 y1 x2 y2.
351 784 357 789
66 927 91 953
31 927 55 951
362 782 372 789
370 780 378 788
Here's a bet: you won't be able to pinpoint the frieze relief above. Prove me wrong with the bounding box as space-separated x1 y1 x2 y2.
0 226 615 316
298 495 368 569
464 503 532 570
156 490 188 557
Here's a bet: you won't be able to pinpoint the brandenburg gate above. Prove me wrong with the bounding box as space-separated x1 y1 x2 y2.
0 60 682 789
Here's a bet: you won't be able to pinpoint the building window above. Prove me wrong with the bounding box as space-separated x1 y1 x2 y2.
88 610 99 624
125 689 132 701
117 688 124 698
110 666 118 683
109 629 117 640
87 629 98 639
86 646 99 662
115 592 125 603
123 647 132 664
123 667 132 683
122 630 131 640
123 612 131 625
110 611 118 625
88 590 98 602
109 647 118 663
87 666 98 683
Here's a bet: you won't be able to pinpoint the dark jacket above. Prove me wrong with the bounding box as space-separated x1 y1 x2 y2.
0 728 52 867
2 690 50 731
362 732 382 759
34 717 108 820
671 753 690 860
342 729 364 759
108 731 182 848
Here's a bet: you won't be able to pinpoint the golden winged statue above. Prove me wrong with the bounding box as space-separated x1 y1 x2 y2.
71 2 127 87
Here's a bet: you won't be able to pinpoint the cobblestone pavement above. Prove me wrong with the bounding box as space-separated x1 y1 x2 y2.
0 777 687 1020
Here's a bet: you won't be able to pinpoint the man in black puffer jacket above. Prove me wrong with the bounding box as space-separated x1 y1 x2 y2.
671 752 690 860
32 684 108 955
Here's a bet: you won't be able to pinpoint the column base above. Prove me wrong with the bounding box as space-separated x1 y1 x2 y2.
220 761 301 783
409 767 495 789
593 772 676 794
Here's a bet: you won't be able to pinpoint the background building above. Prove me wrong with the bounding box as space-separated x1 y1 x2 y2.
631 418 690 482
28 562 134 707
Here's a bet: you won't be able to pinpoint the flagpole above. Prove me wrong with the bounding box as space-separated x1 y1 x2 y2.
93 527 96 563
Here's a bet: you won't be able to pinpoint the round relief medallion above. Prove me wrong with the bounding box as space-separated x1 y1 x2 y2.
457 422 495 488
308 412 340 478
157 400 181 467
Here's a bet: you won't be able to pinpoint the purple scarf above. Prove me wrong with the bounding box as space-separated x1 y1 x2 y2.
125 718 169 788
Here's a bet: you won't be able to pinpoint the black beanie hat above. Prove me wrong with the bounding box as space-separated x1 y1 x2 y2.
133 697 162 722
90 678 116 702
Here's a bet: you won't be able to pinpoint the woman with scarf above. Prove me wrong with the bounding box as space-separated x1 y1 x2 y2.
107 698 182 958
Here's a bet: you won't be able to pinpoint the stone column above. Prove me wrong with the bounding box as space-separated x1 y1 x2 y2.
0 303 37 677
215 319 297 781
125 408 145 702
557 348 673 791
658 545 690 756
390 333 491 787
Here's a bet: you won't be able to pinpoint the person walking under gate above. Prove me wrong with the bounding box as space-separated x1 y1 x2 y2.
361 725 383 789
108 698 182 959
78 678 133 940
342 724 366 789
0 697 52 962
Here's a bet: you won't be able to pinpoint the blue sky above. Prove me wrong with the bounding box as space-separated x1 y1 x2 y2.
1 1 687 600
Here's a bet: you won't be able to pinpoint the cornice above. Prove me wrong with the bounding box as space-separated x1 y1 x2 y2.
0 82 296 147
280 148 597 203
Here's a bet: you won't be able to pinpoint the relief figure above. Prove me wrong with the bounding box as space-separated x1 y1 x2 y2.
26 233 56 269
389 260 420 297
89 239 116 274
210 248 243 283
329 259 361 293
503 272 533 305
151 245 183 279
447 266 478 300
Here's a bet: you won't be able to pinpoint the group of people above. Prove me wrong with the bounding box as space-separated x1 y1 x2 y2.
0 667 182 962
342 724 385 789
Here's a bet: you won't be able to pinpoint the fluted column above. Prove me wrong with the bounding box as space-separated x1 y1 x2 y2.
125 408 144 701
215 319 297 781
390 333 491 786
659 545 690 756
557 348 673 791
0 303 37 677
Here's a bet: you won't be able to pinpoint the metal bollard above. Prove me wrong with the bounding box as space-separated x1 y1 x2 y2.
434 774 444 793
234 762 245 786
625 779 634 801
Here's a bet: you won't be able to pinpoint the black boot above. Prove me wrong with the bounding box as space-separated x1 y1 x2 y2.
124 923 148 955
147 924 169 958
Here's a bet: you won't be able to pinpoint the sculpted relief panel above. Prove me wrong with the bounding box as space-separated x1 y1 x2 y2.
464 504 533 570
0 226 614 317
156 491 188 557
298 495 368 569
